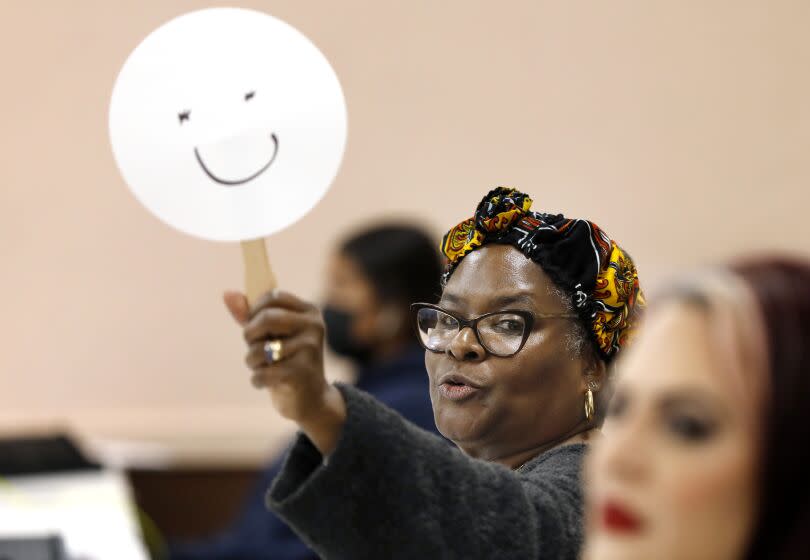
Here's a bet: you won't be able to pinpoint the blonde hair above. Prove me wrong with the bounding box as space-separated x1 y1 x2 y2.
661 268 770 429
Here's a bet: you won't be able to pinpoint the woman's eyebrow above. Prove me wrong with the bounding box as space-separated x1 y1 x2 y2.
491 293 537 307
440 292 463 306
655 389 729 419
440 292 537 308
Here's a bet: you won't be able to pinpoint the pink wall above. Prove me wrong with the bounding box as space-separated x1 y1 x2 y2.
1 0 808 463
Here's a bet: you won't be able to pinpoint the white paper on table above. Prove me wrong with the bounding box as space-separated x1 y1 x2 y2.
0 470 149 560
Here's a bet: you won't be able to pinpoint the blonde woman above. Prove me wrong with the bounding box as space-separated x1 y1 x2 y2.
585 258 810 560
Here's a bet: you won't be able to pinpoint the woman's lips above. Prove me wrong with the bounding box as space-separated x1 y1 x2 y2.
438 382 481 401
601 501 644 534
436 373 484 401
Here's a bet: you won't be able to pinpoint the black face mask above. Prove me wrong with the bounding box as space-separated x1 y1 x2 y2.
322 306 373 364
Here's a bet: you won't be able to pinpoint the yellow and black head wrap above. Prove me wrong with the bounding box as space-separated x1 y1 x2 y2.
441 186 645 362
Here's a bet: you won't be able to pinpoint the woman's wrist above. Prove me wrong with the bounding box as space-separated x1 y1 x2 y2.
297 383 347 457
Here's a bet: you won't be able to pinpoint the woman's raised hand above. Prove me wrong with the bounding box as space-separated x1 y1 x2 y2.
223 289 346 455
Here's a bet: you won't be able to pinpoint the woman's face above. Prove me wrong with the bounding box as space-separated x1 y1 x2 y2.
425 244 596 461
584 303 759 560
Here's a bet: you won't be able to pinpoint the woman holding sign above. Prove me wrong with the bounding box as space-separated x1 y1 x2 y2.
225 187 645 559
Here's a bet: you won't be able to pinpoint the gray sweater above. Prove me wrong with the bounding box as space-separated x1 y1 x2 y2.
267 383 586 559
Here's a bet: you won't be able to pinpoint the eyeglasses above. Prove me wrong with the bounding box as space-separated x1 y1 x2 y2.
410 303 578 357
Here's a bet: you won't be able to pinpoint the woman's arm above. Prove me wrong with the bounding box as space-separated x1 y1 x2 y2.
268 384 584 560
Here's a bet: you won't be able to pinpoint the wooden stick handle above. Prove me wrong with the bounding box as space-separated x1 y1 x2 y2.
240 238 278 306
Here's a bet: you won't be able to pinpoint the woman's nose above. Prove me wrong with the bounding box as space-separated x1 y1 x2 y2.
447 327 486 361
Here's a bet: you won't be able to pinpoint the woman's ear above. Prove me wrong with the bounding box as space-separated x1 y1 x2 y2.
583 355 612 425
582 352 608 393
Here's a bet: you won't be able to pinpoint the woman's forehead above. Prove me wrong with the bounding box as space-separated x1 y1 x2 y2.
618 305 732 397
442 245 563 311
613 305 756 431
453 245 545 282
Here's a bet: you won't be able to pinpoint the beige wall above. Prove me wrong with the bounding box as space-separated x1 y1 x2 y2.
2 0 809 463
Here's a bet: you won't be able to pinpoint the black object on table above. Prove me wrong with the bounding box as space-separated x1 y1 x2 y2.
0 536 67 560
0 434 99 476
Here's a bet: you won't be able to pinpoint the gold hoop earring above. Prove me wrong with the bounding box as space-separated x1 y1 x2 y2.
584 388 595 422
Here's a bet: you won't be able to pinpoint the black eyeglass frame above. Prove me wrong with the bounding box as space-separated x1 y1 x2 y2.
410 302 578 357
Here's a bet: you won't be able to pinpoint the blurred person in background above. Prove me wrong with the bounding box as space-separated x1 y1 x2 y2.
225 187 645 559
584 257 810 560
170 224 443 560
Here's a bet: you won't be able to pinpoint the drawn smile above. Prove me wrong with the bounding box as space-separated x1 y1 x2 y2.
193 133 279 186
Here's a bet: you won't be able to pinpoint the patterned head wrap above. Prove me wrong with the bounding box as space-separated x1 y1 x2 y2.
441 186 645 362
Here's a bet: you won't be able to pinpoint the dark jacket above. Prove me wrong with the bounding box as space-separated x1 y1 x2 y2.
267 383 587 560
169 347 439 560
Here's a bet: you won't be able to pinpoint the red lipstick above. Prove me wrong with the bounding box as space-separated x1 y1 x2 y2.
601 501 643 534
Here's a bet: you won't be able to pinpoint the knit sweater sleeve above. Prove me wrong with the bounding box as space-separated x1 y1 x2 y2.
266 383 585 560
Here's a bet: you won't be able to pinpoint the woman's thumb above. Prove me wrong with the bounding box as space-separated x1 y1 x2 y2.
223 291 250 325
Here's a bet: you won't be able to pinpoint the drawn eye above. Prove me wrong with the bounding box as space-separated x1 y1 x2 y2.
244 90 255 101
178 110 191 124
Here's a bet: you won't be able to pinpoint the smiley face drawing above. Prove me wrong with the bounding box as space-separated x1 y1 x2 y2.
109 8 347 242
184 91 280 186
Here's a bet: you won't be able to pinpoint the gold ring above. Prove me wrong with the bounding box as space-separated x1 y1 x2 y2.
263 339 284 364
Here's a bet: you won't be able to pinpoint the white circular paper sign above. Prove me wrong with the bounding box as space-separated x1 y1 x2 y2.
109 8 347 241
